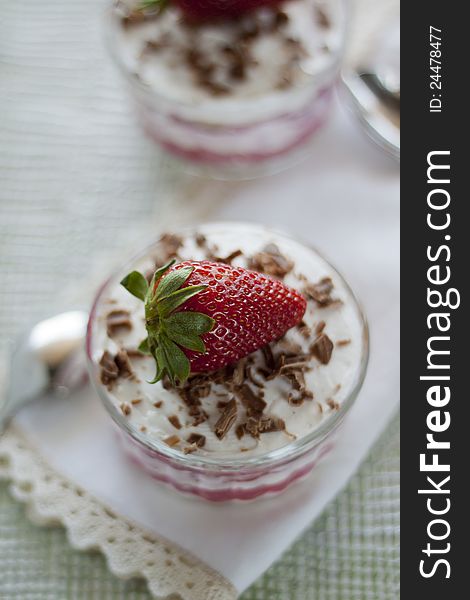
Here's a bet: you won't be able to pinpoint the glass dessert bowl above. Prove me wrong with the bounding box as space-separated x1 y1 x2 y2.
105 0 348 178
86 223 368 501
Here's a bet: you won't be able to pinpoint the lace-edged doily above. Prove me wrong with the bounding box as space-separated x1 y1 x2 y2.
0 426 237 600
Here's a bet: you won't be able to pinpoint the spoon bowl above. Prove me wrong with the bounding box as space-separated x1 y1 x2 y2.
0 310 89 434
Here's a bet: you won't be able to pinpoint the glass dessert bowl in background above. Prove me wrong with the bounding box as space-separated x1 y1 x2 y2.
86 223 369 501
105 0 348 178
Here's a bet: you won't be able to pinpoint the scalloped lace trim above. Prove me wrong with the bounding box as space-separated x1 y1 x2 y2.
0 426 237 600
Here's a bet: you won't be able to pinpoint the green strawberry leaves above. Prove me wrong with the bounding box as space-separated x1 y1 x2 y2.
120 271 149 301
155 266 193 299
120 261 215 385
137 337 151 355
165 312 214 353
139 0 169 13
158 285 208 318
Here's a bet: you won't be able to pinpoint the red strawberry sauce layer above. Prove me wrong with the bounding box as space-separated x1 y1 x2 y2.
138 86 333 166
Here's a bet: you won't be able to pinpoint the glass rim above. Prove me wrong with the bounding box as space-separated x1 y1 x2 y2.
86 222 369 473
102 1 348 119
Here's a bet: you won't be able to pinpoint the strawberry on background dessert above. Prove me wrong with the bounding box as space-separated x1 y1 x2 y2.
106 0 347 176
89 224 366 460
169 0 288 21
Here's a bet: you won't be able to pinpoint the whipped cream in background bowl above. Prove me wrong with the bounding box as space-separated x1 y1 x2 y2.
105 0 349 178
86 223 369 501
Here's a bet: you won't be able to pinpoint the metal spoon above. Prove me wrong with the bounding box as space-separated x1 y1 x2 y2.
0 311 89 434
341 66 400 160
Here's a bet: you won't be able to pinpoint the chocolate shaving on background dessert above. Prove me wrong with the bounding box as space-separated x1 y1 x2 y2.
315 5 331 29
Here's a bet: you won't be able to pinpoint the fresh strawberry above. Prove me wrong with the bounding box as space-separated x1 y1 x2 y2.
173 0 286 21
121 259 306 383
139 0 286 22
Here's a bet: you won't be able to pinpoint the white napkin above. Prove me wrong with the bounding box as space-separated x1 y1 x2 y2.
13 102 399 595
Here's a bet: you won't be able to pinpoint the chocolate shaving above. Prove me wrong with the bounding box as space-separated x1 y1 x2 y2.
164 435 180 447
195 233 207 247
315 6 331 29
99 349 133 389
236 424 246 440
245 415 285 439
288 391 305 406
114 350 134 379
214 249 243 265
311 333 334 365
153 401 163 408
232 358 248 387
262 344 276 371
296 320 311 339
131 399 142 405
283 354 311 366
120 403 131 416
248 244 294 278
327 398 340 411
337 339 351 347
214 398 237 440
99 351 119 387
186 433 206 448
303 277 342 308
246 365 265 388
106 309 132 338
274 10 289 28
159 233 183 259
236 384 267 417
192 411 209 426
258 415 286 434
315 320 326 334
282 368 306 391
168 415 182 430
172 375 212 426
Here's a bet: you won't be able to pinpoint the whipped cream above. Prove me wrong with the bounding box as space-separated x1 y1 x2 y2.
112 0 344 105
90 224 366 458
